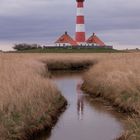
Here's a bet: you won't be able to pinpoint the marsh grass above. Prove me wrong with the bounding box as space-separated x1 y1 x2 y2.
82 53 140 140
0 52 140 140
0 54 66 140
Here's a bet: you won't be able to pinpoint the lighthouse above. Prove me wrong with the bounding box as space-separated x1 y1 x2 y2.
54 0 108 48
75 0 86 44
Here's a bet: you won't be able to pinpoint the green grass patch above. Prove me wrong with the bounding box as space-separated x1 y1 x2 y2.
12 48 123 53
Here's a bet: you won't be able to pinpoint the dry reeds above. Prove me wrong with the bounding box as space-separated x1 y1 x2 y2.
0 53 66 140
0 52 140 140
82 53 140 140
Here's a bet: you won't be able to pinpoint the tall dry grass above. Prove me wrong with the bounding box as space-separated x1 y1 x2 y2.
0 52 140 140
0 53 66 140
82 53 140 140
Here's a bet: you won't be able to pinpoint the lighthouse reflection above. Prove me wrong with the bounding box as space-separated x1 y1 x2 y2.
76 81 84 120
35 72 123 140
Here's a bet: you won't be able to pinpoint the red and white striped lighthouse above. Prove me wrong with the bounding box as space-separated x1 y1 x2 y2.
75 0 86 44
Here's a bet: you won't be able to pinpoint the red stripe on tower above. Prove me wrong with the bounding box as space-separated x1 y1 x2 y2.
75 0 86 44
76 16 84 24
77 2 83 7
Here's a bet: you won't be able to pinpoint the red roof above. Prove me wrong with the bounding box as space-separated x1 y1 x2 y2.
55 32 78 46
86 33 105 46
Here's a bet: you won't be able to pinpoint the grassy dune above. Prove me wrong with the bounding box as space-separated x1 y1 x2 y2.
0 54 66 140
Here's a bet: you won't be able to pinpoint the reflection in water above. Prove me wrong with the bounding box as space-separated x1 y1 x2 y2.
77 82 84 120
35 72 124 140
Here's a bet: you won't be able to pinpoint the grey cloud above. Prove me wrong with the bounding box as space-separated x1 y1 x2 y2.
0 0 140 49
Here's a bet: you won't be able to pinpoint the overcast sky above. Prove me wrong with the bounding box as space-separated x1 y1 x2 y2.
0 0 140 50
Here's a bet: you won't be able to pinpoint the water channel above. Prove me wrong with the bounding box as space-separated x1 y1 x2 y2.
37 71 124 140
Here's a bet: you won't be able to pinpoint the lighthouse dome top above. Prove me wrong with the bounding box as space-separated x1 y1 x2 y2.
76 0 85 2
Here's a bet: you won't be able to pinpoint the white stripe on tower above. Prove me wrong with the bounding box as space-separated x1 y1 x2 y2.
75 0 86 43
76 24 85 32
76 8 84 16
